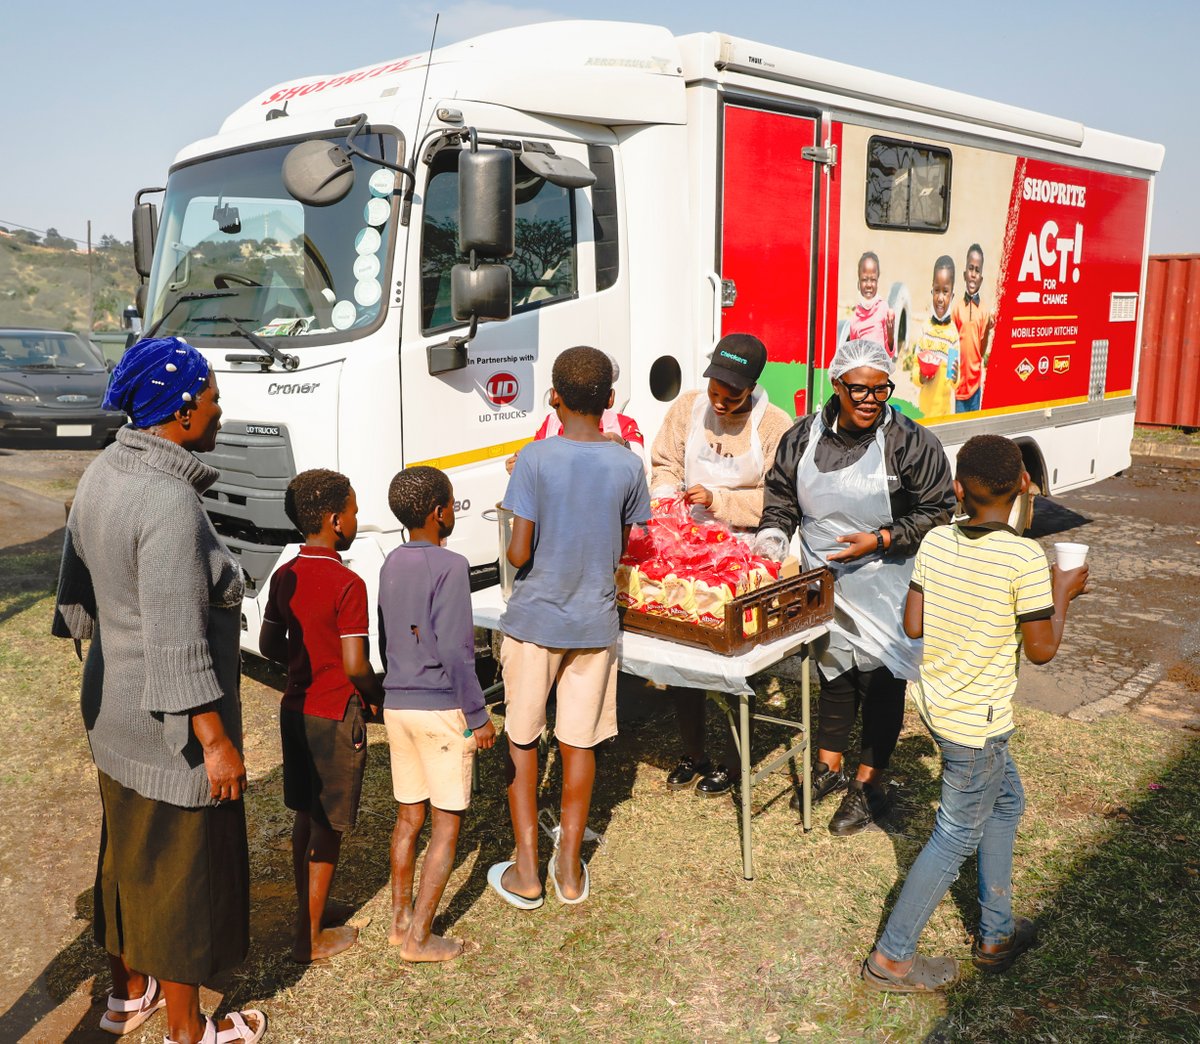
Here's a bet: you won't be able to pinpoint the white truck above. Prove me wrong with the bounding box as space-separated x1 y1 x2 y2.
131 20 1162 655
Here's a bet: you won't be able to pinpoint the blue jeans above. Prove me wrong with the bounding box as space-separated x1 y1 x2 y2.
877 731 1025 961
955 387 982 412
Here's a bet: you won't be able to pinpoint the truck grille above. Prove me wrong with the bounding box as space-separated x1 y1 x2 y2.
197 422 298 594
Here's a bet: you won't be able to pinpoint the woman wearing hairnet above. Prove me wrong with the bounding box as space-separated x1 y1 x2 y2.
756 339 954 836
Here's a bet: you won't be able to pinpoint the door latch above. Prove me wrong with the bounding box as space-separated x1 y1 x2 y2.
721 279 738 308
801 143 838 171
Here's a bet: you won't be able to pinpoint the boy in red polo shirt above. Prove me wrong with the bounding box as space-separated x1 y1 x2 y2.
260 469 385 964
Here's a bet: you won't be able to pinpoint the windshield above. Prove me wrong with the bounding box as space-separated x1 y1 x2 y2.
0 331 106 372
145 133 400 342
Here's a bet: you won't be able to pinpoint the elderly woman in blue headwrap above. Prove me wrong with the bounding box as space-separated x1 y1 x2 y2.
757 339 955 837
53 338 266 1044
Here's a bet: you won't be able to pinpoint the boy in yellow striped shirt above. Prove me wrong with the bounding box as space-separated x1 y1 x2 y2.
861 435 1089 992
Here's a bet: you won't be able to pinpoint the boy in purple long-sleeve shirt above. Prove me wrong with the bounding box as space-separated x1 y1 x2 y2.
378 466 496 962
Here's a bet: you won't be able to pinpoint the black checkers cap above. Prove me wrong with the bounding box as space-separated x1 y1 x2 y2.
703 333 768 391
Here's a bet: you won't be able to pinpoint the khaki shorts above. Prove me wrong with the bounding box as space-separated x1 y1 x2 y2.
500 636 618 748
383 708 477 811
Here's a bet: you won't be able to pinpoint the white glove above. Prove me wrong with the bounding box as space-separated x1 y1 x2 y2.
753 528 790 562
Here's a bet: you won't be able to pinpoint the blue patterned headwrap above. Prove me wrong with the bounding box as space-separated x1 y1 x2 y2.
103 337 211 428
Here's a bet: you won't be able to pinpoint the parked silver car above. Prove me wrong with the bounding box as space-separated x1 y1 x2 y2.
0 329 126 446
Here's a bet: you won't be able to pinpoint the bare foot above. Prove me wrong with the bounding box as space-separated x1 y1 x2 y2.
292 924 358 963
321 899 356 927
388 903 415 946
553 858 585 901
502 864 543 901
399 932 465 963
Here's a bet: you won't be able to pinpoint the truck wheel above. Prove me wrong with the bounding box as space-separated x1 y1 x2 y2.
1009 482 1040 534
886 282 911 358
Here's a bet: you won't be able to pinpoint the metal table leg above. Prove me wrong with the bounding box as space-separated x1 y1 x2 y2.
739 690 754 880
801 645 812 832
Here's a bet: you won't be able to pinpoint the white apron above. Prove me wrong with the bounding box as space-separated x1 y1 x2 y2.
683 388 768 533
795 409 920 681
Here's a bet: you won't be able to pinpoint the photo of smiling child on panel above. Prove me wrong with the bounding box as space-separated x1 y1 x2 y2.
838 129 1010 419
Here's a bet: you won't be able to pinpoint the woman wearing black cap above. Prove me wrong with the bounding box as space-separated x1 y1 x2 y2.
648 333 793 796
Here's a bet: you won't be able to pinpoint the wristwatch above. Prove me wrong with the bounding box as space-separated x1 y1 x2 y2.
873 529 886 552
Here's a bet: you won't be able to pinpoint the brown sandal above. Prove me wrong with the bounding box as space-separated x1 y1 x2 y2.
862 952 959 993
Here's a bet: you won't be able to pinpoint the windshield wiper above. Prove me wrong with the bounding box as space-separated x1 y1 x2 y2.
146 290 240 337
224 322 299 371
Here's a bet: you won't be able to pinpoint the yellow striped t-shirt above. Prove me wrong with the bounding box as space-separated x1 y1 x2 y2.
910 522 1053 748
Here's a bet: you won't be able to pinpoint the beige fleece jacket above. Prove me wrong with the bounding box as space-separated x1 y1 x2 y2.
649 389 794 530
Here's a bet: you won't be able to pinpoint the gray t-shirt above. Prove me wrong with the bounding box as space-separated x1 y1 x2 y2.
500 435 650 649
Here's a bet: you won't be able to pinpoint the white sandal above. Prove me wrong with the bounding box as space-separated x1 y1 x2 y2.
99 975 166 1035
164 1010 268 1044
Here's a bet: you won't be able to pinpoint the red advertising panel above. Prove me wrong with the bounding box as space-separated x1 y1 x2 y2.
720 106 819 413
986 159 1149 410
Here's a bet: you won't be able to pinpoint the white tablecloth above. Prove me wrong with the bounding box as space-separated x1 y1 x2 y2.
472 585 827 697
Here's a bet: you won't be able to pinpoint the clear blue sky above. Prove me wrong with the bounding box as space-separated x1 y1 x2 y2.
1 0 1192 252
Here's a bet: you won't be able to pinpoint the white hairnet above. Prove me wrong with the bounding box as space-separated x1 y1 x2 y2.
829 338 893 381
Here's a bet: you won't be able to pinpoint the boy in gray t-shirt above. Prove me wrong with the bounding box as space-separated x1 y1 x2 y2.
488 347 650 910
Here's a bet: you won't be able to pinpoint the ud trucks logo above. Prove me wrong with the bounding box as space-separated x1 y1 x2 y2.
1015 358 1035 382
57 394 88 403
485 372 520 407
1053 356 1071 374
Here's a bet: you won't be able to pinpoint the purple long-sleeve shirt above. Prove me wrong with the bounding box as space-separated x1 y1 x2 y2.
377 541 488 729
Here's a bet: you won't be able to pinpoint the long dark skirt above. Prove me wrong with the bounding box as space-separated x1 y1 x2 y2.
94 771 249 984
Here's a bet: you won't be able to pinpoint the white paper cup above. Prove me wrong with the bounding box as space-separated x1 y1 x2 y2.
1053 542 1089 570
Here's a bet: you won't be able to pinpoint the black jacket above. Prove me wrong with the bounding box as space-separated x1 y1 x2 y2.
758 397 955 556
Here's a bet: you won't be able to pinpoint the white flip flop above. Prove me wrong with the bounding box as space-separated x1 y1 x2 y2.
487 861 544 910
547 853 590 905
98 974 165 1035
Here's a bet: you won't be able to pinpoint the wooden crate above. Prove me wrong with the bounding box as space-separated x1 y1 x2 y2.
619 566 833 655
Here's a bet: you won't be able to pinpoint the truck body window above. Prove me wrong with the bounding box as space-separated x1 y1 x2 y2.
865 136 952 233
588 144 619 292
421 150 577 331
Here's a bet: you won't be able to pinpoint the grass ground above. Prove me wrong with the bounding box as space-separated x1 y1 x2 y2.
2 539 1198 1042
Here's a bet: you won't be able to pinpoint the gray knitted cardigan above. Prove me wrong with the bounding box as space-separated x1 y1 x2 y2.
53 426 244 808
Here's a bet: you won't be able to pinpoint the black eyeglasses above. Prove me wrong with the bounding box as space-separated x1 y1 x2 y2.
837 379 895 403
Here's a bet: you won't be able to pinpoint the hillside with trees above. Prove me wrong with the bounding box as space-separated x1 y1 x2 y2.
0 228 139 332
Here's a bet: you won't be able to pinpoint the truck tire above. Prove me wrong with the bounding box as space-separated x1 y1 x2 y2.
887 282 911 359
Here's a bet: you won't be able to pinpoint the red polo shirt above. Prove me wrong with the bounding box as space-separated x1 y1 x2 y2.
264 546 370 719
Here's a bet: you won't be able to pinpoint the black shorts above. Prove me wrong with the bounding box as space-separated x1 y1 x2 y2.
281 700 367 833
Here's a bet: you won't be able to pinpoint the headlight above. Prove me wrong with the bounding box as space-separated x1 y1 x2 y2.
0 393 37 405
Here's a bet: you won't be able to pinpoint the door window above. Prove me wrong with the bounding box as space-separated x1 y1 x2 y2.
421 150 577 331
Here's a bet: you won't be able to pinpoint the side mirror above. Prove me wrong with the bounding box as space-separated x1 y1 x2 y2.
458 149 514 258
282 140 355 206
451 263 511 323
132 202 158 279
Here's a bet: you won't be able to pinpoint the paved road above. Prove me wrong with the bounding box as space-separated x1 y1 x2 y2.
1019 455 1200 730
3 445 1197 731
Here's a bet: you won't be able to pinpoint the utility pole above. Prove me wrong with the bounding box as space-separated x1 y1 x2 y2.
86 219 94 335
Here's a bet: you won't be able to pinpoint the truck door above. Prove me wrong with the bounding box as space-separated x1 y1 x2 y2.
401 133 624 578
719 105 821 416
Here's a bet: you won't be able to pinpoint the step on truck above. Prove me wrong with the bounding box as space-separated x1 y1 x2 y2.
130 20 1163 656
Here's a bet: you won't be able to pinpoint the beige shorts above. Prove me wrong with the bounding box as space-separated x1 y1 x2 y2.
500 636 618 748
383 708 477 811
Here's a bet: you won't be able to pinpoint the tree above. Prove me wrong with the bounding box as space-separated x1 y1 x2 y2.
98 234 121 250
43 227 77 250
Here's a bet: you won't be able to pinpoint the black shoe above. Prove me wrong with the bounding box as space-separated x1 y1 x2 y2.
790 763 848 811
667 756 712 791
695 763 735 798
828 780 893 836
